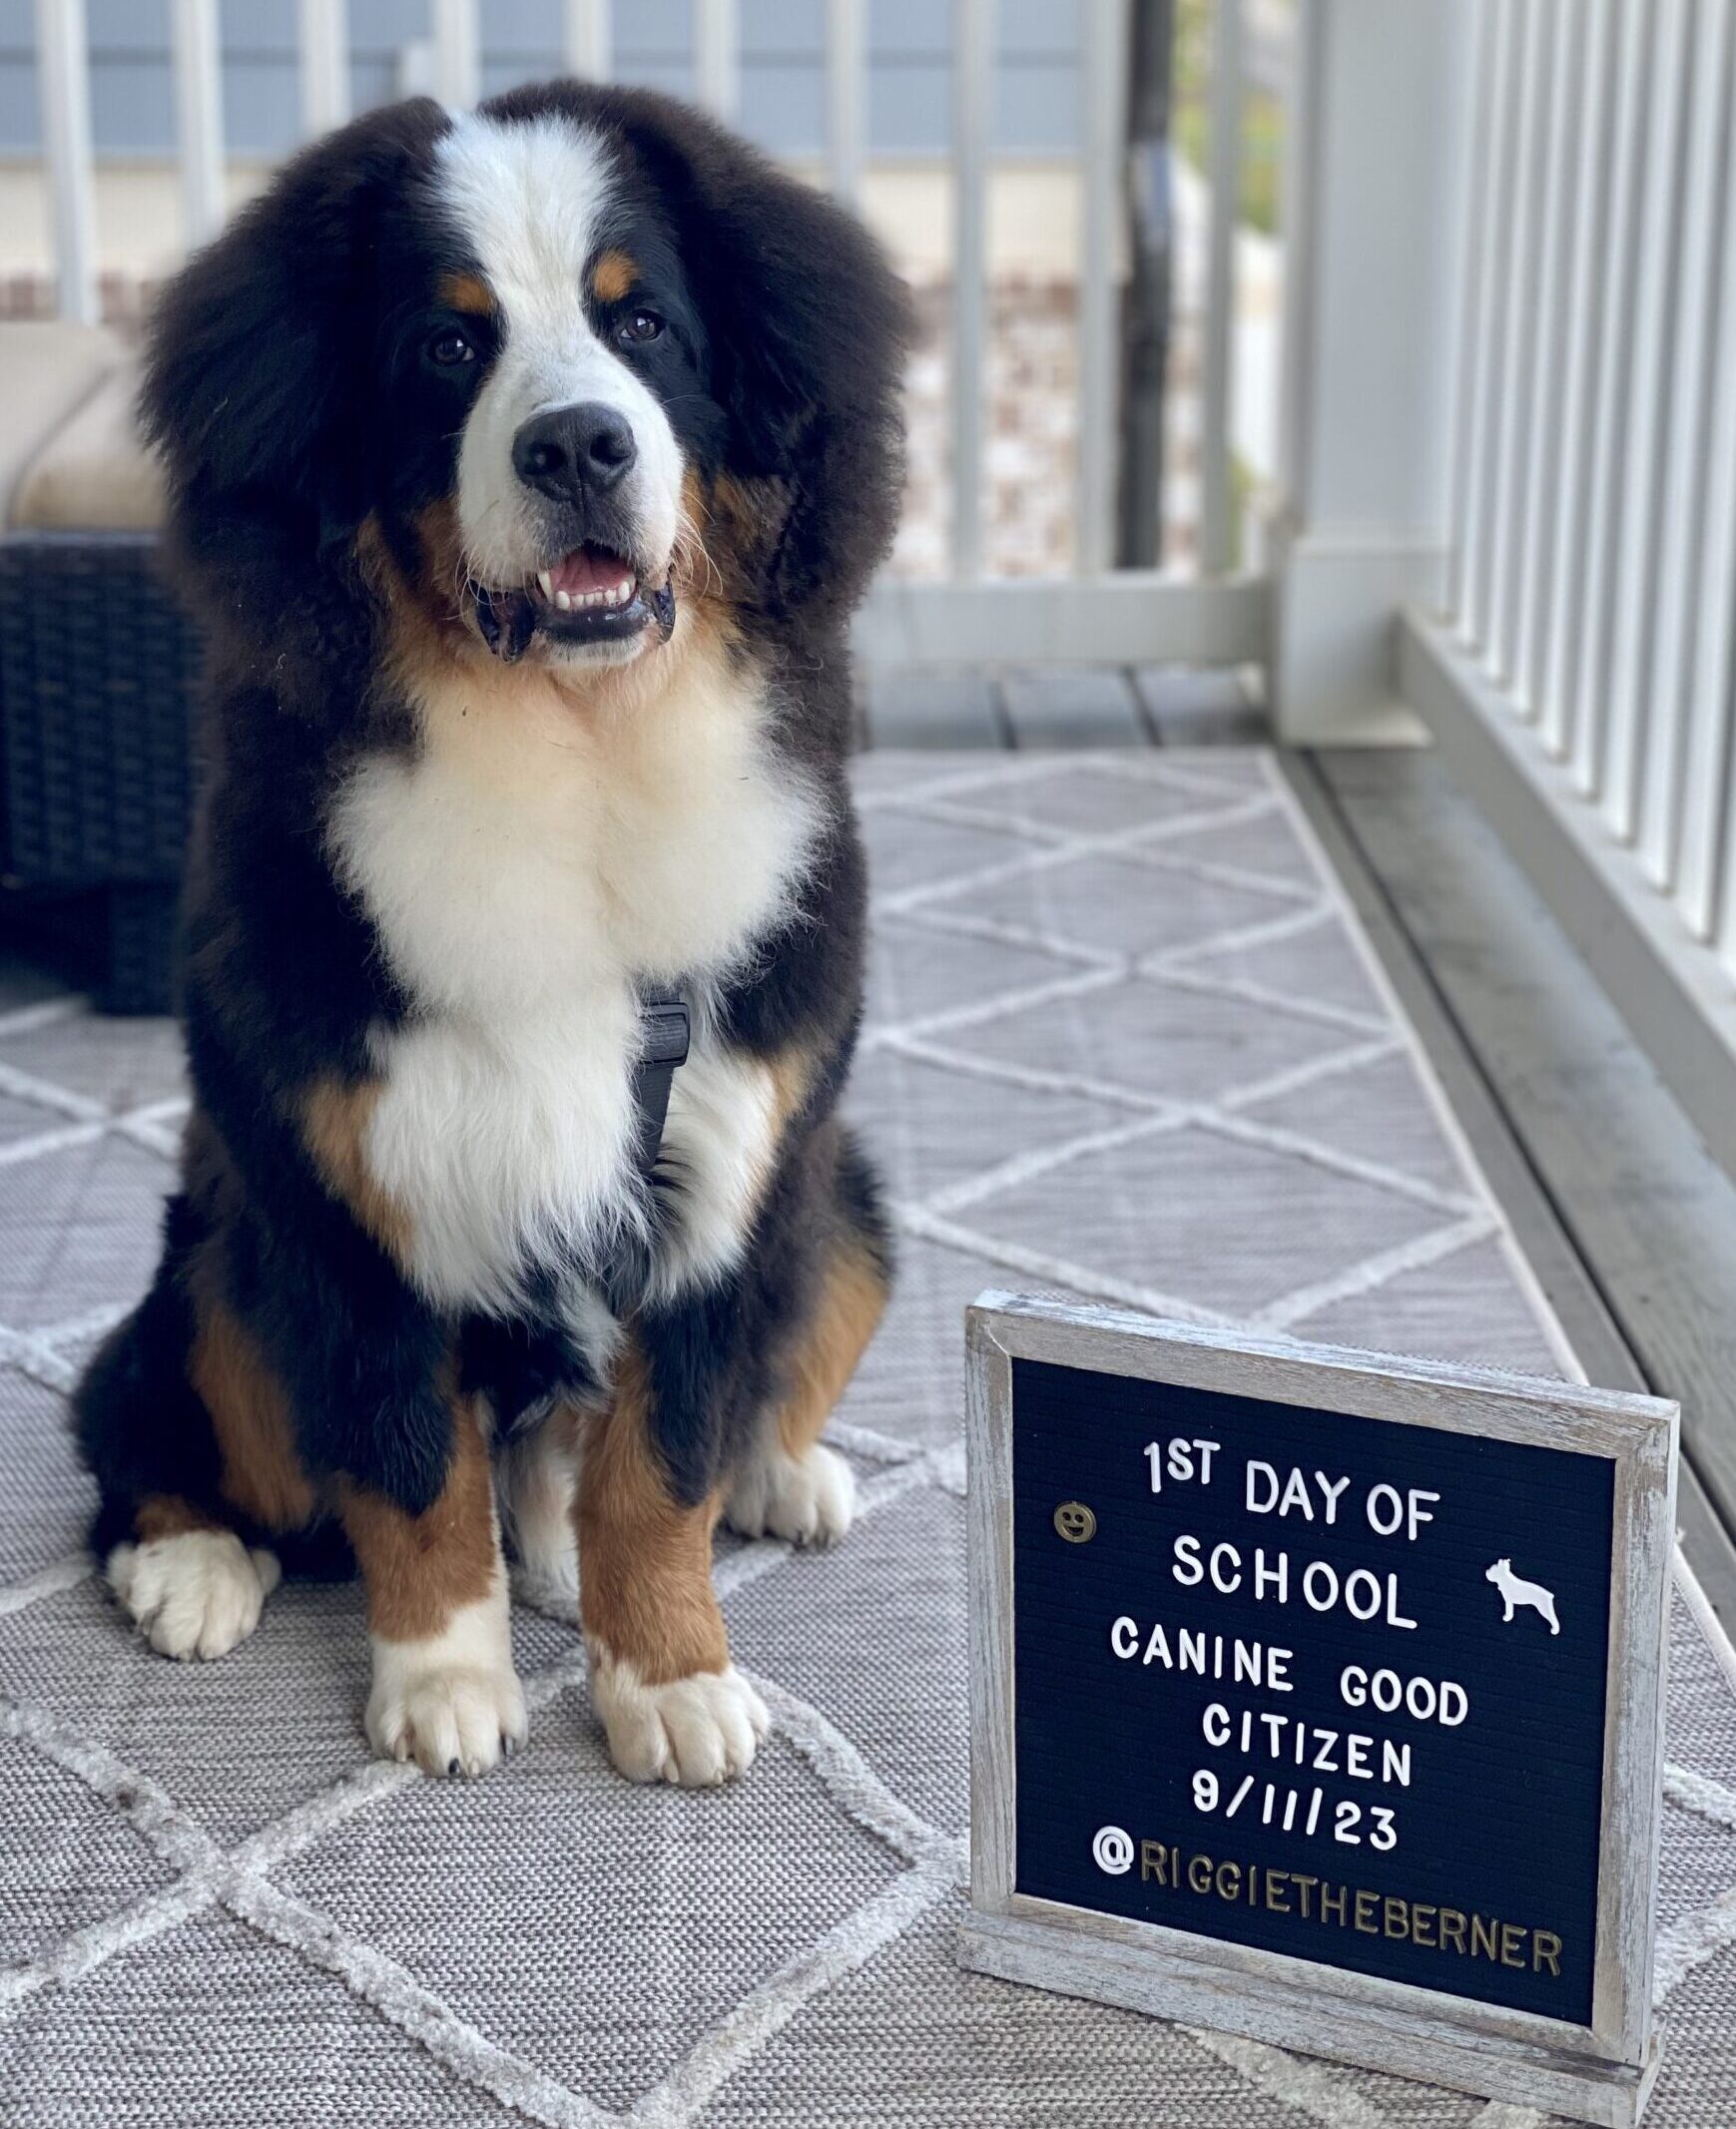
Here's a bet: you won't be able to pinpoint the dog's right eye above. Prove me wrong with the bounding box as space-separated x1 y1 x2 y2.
426 327 475 368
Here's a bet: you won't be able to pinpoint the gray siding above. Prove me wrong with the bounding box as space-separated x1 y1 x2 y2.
0 0 1082 159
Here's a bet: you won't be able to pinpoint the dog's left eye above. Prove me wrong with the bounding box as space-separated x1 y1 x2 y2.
619 310 663 345
426 327 475 367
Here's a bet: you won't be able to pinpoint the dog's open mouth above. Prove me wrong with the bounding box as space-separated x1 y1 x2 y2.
473 545 677 662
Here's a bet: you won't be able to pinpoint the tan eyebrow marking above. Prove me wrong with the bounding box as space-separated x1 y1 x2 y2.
590 250 637 304
437 270 496 316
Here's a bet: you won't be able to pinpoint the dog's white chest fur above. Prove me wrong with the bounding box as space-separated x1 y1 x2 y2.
326 639 818 1313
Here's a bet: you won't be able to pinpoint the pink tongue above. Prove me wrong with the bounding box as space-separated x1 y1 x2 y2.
549 547 633 598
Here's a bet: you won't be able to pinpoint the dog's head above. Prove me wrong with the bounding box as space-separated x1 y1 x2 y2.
143 86 908 673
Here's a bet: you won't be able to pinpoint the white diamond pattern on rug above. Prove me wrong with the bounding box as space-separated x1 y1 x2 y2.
2 748 1735 2127
953 1120 1456 1323
931 967 1361 1103
865 911 1081 1033
278 1726 903 2115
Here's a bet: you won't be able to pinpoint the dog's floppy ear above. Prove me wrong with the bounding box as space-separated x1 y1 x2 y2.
141 98 446 529
599 89 912 616
686 142 909 489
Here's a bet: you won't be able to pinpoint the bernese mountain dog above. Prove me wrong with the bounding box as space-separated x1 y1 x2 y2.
72 83 908 1788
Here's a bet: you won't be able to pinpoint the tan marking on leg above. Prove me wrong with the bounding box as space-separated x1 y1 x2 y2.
300 1078 413 1263
337 1399 498 1642
437 269 496 316
189 1297 317 1532
575 1348 728 1686
133 1494 223 1543
589 249 637 304
342 1399 525 1775
722 1211 884 1548
776 1228 888 1458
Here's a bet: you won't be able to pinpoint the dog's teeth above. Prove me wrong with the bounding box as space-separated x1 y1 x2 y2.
554 589 572 611
536 570 553 600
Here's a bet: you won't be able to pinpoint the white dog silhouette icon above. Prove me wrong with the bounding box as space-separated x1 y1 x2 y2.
1485 1557 1560 1634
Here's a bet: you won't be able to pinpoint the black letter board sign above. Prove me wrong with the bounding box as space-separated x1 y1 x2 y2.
960 1295 1677 2128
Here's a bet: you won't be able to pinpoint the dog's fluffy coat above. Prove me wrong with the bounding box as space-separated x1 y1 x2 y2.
74 84 906 1785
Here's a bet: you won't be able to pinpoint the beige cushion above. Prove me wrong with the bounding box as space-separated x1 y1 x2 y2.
0 320 127 528
11 355 165 533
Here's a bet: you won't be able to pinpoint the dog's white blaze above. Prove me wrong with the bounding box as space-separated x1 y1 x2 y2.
434 113 685 598
326 632 822 1313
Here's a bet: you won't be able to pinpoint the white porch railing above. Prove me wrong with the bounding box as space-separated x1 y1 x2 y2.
1373 0 1736 1180
24 0 1272 672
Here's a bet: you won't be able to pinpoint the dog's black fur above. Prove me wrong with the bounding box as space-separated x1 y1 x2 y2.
75 86 906 1621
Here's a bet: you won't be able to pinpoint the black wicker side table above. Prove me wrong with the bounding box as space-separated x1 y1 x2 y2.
0 325 196 1014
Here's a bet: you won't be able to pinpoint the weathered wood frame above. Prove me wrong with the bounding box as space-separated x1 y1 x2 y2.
961 1292 1678 2129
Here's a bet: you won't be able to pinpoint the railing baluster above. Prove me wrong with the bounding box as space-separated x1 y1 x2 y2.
1719 742 1736 977
1461 0 1524 656
565 0 611 82
1446 0 1496 631
1601 0 1691 843
826 0 867 210
950 0 991 581
1670 4 1736 937
1486 0 1552 690
1075 0 1127 577
431 0 480 109
1539 0 1617 764
171 0 226 248
1511 0 1583 722
1199 0 1243 578
298 0 349 137
695 0 740 124
1637 0 1735 890
33 0 99 324
1570 0 1654 800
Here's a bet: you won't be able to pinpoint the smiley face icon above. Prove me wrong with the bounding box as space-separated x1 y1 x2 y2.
1054 1499 1097 1544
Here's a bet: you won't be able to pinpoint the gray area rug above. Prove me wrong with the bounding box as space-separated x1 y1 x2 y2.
2 748 1734 2126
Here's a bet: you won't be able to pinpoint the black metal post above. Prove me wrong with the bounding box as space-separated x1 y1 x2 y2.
1116 0 1175 568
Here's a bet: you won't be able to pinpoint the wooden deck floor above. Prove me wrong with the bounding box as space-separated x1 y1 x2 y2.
855 663 1269 749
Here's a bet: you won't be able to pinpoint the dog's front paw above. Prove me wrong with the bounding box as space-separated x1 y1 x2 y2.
366 1660 528 1777
107 1531 281 1661
366 1609 528 1778
589 1653 769 1786
725 1442 855 1548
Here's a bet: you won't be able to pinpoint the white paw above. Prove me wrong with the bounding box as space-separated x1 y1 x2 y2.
725 1442 855 1548
364 1586 527 1778
366 1663 528 1778
589 1655 769 1787
106 1531 281 1661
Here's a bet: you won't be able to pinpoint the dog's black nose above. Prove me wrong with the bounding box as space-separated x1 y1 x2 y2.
512 403 637 501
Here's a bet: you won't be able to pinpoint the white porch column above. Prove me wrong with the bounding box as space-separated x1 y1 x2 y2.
1269 0 1476 743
